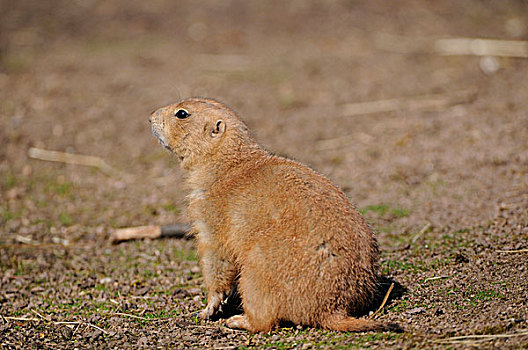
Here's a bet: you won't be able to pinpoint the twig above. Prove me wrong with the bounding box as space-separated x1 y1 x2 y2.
151 318 174 324
3 316 40 322
498 199 528 208
194 324 240 332
340 90 475 117
369 282 394 319
31 310 52 322
5 312 108 335
106 312 149 320
126 295 156 300
110 224 192 244
411 223 431 244
433 329 528 343
435 38 528 58
28 147 125 178
85 322 109 334
374 33 528 58
423 276 449 282
497 248 528 253
72 322 82 336
15 235 38 245
0 242 90 250
55 321 80 330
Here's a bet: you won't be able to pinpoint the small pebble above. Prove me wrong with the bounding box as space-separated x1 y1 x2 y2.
479 56 500 75
407 307 426 315
99 277 113 284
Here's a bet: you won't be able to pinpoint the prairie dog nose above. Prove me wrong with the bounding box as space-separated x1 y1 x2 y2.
149 108 162 123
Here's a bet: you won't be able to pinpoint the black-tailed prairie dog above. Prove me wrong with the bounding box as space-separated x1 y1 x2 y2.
149 98 396 333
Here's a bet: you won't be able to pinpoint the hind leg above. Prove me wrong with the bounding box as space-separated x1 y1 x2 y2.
224 275 278 332
224 298 277 332
225 312 275 333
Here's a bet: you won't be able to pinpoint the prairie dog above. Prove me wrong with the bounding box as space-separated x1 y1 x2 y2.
149 98 395 332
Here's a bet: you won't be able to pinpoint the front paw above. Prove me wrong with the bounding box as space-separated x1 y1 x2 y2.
199 303 222 320
199 293 223 320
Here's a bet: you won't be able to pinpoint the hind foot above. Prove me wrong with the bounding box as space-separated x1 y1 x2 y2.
225 314 275 333
225 315 251 330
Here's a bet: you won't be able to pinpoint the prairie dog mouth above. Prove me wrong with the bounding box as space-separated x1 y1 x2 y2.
151 126 171 151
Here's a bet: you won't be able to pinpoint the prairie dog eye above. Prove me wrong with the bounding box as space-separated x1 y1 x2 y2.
174 109 190 119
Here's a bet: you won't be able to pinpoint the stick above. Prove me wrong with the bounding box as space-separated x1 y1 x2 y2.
85 322 109 334
433 329 528 343
110 223 192 244
369 282 394 319
435 38 528 58
28 147 124 177
31 310 52 322
55 321 80 330
374 33 528 58
107 312 149 320
411 223 431 244
497 249 528 253
55 321 81 325
5 312 109 335
3 316 40 322
15 235 37 245
340 90 475 117
423 276 449 282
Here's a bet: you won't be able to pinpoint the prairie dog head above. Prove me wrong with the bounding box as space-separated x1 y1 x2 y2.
149 98 250 168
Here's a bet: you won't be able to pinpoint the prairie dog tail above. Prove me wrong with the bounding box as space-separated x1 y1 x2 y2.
321 314 401 332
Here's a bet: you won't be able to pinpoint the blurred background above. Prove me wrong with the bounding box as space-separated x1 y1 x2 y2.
1 0 527 243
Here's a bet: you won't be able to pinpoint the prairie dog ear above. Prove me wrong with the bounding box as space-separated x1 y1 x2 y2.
211 120 226 137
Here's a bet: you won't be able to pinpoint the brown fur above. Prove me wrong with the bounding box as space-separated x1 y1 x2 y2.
149 98 394 333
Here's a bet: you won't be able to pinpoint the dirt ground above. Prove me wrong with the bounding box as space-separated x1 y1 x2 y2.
1 0 527 348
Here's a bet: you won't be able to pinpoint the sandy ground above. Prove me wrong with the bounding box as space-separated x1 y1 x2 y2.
1 0 527 348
